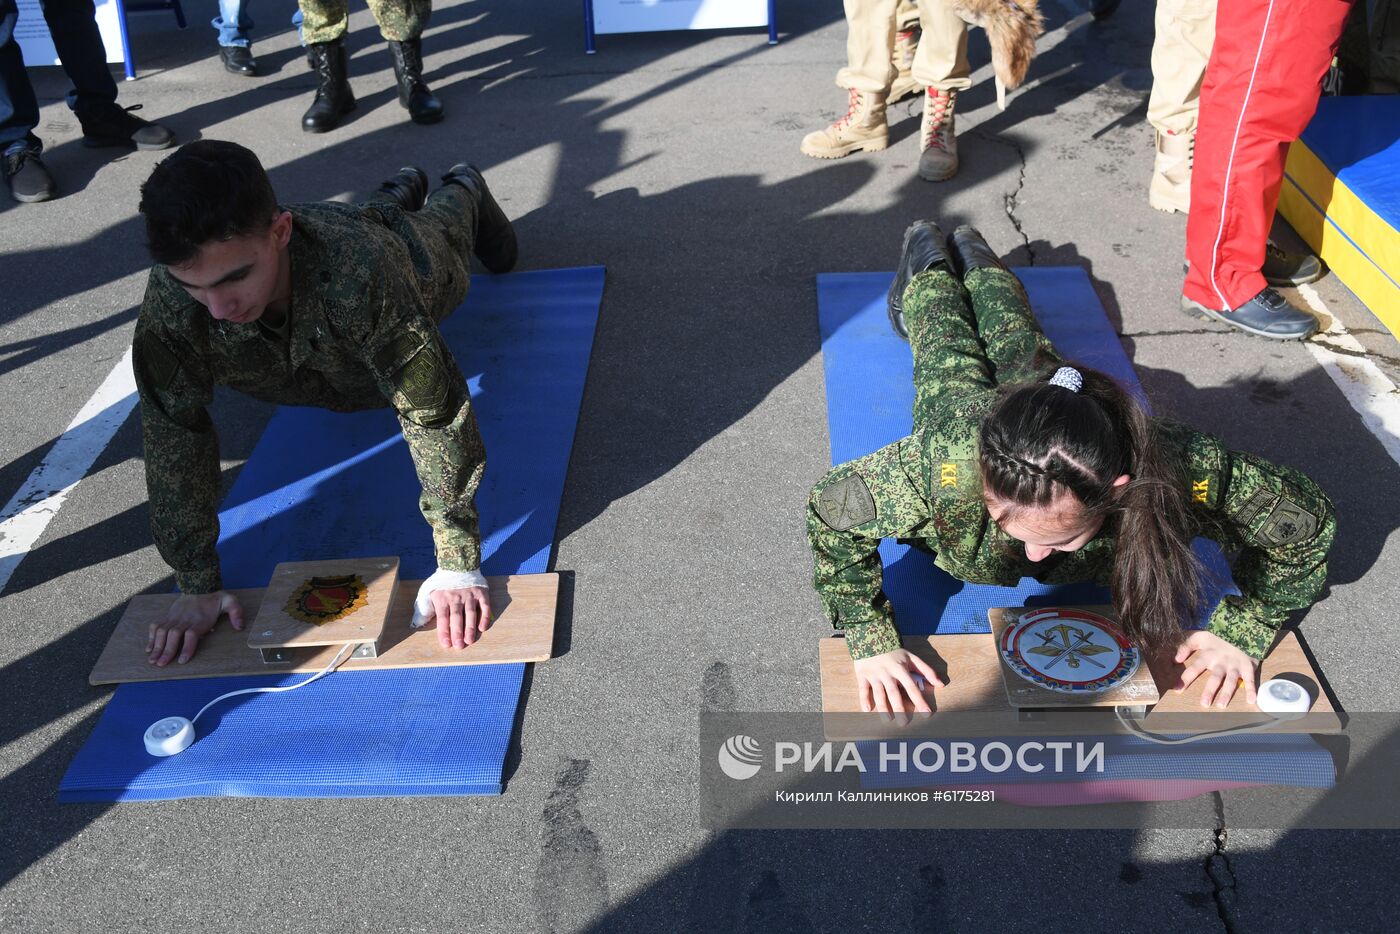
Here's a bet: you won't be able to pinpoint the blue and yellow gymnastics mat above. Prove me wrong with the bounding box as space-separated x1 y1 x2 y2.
1280 95 1400 338
59 266 605 801
816 267 1332 797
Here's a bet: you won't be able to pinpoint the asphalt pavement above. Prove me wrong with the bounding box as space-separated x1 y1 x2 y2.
3 1 1399 931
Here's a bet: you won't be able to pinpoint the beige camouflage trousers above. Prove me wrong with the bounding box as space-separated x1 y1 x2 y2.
299 0 431 45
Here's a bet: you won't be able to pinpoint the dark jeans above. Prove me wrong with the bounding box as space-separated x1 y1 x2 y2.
0 0 118 151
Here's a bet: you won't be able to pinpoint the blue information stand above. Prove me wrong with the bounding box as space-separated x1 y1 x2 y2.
582 0 776 53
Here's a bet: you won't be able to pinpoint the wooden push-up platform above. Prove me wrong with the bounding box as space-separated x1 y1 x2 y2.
91 569 559 685
819 605 1340 740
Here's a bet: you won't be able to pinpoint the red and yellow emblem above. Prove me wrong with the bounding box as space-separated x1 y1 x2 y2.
283 574 368 625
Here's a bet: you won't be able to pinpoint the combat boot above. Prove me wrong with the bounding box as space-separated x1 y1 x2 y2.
917 88 958 181
948 225 1008 278
375 166 429 211
887 220 952 340
800 89 889 159
889 27 921 104
1149 130 1192 213
302 41 356 133
388 38 444 125
441 163 518 274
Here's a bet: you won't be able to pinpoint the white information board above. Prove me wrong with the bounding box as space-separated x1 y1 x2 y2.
15 0 126 67
593 0 769 34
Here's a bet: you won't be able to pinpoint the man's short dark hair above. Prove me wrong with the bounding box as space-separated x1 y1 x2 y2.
139 140 279 267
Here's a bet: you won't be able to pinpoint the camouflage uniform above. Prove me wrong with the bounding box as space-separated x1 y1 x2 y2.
807 266 1336 661
133 184 484 595
298 0 430 45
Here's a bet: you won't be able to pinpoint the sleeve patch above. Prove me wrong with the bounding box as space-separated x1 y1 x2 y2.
815 474 878 531
1256 497 1319 548
374 332 455 428
138 334 182 391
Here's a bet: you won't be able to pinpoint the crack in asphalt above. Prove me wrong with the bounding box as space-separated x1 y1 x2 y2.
1204 793 1240 932
969 130 1035 265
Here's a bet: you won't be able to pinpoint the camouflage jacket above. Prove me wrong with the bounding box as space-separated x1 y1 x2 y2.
807 268 1335 662
133 201 483 594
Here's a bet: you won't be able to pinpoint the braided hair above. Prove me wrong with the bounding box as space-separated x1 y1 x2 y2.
979 364 1202 653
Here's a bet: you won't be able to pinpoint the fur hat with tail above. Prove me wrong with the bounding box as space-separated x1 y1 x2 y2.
947 0 1045 110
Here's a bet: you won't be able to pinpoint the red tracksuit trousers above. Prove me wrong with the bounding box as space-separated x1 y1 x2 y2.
1183 0 1355 311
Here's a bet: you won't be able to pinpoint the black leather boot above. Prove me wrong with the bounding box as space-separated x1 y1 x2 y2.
887 220 951 340
441 163 518 274
375 166 429 211
947 225 1007 278
388 39 444 125
302 41 355 133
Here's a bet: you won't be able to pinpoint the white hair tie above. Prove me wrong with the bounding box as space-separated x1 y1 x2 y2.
1048 366 1083 393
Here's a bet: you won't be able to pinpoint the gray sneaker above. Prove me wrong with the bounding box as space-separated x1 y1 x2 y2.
1181 287 1318 340
3 145 55 203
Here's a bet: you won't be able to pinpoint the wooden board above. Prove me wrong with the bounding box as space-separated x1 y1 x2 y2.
818 625 1340 740
89 574 559 685
989 606 1160 709
245 557 399 649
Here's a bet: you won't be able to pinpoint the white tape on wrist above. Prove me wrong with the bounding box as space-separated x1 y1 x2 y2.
410 567 488 628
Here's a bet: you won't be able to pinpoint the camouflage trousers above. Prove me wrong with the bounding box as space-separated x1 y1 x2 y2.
364 181 480 326
299 0 430 45
902 264 1060 428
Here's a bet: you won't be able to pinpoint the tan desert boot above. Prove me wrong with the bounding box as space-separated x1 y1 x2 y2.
889 27 922 103
1149 130 1193 213
801 89 890 159
917 88 959 181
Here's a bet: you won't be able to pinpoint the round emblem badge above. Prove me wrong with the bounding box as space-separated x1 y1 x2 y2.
999 607 1140 694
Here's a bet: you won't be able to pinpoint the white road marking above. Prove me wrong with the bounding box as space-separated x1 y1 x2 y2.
1299 283 1400 468
0 348 138 595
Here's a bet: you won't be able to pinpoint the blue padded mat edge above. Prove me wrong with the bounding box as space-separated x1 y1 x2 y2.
1297 96 1400 227
815 267 1236 637
60 266 605 801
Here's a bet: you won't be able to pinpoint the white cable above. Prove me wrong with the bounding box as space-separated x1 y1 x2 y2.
144 642 356 756
192 641 356 725
1113 704 1282 745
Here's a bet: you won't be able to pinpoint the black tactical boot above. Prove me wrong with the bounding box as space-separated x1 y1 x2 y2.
887 220 951 340
375 166 429 211
948 225 1008 278
441 163 517 274
388 39 443 125
302 41 356 133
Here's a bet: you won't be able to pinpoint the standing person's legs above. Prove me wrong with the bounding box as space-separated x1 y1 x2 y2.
370 0 442 124
299 0 354 132
0 0 39 151
40 0 173 148
803 0 897 158
911 0 969 181
837 0 900 92
1146 0 1216 213
213 0 254 47
1183 0 1353 325
299 0 349 45
889 0 922 101
0 0 55 201
212 0 259 76
38 0 116 112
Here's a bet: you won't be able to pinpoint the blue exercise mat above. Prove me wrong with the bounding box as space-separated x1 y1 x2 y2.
815 267 1237 637
61 266 605 801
